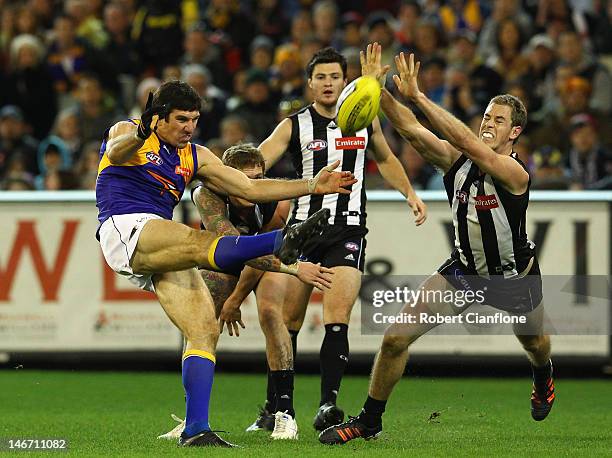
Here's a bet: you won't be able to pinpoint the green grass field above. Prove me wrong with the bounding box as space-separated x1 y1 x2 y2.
1 370 610 456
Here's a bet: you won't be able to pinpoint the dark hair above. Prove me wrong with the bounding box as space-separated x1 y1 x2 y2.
495 18 525 53
306 47 347 79
489 94 528 140
152 80 202 118
222 143 266 174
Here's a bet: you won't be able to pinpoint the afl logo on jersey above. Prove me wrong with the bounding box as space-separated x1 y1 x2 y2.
345 242 359 252
455 190 469 203
146 151 163 165
306 140 327 152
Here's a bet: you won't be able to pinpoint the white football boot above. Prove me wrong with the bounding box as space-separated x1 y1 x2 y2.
270 411 299 440
157 414 185 440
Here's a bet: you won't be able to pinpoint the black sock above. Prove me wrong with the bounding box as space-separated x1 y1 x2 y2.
532 359 552 390
270 370 295 417
360 395 386 427
264 362 275 413
289 329 299 366
319 323 349 406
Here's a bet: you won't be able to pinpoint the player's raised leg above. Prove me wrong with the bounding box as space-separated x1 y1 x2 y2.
131 208 330 274
153 269 235 447
513 304 555 421
319 273 463 445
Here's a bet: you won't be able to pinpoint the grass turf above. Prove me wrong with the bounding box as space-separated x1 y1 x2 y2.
1 370 610 456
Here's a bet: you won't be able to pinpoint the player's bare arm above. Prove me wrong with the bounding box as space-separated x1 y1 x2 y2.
193 184 333 287
396 52 529 194
361 42 459 173
259 118 293 169
369 117 427 226
195 145 357 201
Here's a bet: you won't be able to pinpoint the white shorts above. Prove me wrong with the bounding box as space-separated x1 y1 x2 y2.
98 213 163 292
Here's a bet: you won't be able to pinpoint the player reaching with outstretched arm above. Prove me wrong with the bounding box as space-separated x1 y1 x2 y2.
95 80 356 447
241 47 427 434
319 43 554 445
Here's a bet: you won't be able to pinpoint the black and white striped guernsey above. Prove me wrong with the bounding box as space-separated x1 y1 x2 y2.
443 152 536 279
287 105 372 226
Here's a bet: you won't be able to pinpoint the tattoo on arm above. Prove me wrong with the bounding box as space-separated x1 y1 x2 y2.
245 255 281 272
194 185 240 236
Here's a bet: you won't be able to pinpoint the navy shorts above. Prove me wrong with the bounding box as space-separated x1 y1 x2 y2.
437 256 543 313
293 223 368 272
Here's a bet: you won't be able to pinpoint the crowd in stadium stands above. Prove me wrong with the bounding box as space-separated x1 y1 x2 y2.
0 0 611 191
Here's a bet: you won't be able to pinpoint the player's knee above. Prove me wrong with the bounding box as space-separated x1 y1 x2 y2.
184 324 219 349
380 334 411 357
517 334 547 353
258 301 282 328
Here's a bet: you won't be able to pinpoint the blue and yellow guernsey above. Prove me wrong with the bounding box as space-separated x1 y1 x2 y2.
96 120 198 223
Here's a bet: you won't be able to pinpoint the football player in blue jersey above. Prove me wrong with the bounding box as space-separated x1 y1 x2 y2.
95 80 356 447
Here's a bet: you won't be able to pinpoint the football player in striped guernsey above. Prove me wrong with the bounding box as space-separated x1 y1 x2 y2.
319 43 554 446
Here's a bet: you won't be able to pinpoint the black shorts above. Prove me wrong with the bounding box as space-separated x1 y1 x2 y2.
293 223 368 272
437 255 543 313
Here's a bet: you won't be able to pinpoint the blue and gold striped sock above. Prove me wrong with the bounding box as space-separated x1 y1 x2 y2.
207 230 283 271
182 349 216 438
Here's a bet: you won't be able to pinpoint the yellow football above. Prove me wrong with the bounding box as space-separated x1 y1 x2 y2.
336 76 381 134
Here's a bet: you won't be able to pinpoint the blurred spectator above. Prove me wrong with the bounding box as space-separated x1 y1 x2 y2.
161 65 182 83
102 2 142 111
421 57 446 105
271 43 304 98
205 138 226 158
51 108 82 161
566 114 612 189
366 11 401 67
43 170 80 190
75 140 101 190
0 105 39 178
522 34 557 119
396 1 421 49
5 34 57 139
229 69 277 142
532 76 612 153
300 35 325 70
203 0 256 63
14 4 41 38
46 14 91 97
226 69 248 111
486 18 530 82
445 31 503 121
250 35 275 74
65 0 108 49
29 0 55 31
73 73 123 145
530 145 569 190
312 0 339 47
2 177 35 191
34 136 72 190
180 22 230 91
129 78 161 119
182 64 226 143
253 0 289 44
131 0 184 69
103 2 141 77
557 30 612 114
343 48 362 83
413 19 445 62
479 0 532 61
398 141 436 190
220 115 252 147
438 0 483 36
338 11 364 50
289 9 313 49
